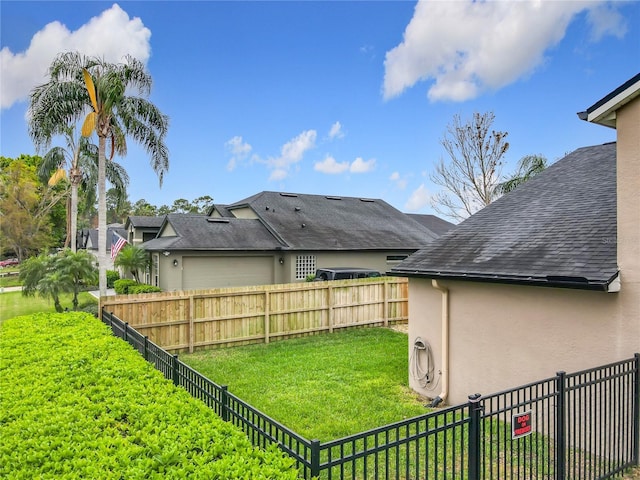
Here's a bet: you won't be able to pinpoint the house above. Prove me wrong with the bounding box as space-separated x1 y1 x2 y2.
390 73 640 406
141 191 441 291
124 215 164 245
83 223 127 271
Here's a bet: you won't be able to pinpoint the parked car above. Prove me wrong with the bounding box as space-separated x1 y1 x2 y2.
0 258 19 268
314 267 381 281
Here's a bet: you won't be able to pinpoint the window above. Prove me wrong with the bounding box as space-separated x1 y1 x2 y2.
153 253 159 286
295 255 316 280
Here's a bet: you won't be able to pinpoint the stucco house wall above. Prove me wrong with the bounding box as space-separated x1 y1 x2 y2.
407 280 634 405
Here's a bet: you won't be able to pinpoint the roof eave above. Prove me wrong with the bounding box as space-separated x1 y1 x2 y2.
578 73 640 129
388 270 620 292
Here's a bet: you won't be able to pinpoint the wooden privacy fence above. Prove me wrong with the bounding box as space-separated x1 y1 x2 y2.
100 277 408 353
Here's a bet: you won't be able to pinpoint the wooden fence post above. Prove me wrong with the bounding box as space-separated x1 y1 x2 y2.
264 291 270 344
189 294 195 354
383 280 389 327
327 284 334 333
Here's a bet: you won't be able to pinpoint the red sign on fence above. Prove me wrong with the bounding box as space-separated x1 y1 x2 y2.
512 410 533 439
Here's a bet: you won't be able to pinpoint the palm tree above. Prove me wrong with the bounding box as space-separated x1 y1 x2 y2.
58 249 98 310
114 244 149 283
29 52 169 297
38 126 130 251
495 155 548 196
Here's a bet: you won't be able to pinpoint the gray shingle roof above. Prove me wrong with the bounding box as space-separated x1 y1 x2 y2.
142 214 284 251
126 215 165 229
229 191 438 250
391 143 618 290
407 214 456 237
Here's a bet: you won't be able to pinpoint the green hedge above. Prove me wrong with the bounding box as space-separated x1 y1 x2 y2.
0 313 299 479
113 278 137 294
106 270 120 288
128 284 162 294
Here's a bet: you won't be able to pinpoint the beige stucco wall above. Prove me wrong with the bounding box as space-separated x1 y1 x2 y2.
408 279 638 405
616 97 640 344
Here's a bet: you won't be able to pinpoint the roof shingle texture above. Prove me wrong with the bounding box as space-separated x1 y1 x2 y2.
142 214 283 251
229 192 438 250
392 143 618 286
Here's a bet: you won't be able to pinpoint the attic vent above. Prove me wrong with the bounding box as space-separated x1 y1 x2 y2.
280 193 298 198
360 198 375 203
294 207 301 212
325 196 342 200
207 218 230 223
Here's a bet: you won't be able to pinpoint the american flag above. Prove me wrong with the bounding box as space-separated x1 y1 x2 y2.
111 232 127 260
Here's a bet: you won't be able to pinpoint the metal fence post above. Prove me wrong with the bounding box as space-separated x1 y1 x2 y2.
123 322 128 342
556 371 566 480
633 354 640 466
172 354 179 386
144 336 149 361
310 439 321 479
221 385 230 422
468 393 482 480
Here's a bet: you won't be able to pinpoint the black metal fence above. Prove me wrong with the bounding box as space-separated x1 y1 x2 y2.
101 309 639 479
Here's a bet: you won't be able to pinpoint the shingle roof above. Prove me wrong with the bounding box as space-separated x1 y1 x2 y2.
391 143 618 290
142 214 284 251
407 214 456 237
126 216 165 229
229 191 438 250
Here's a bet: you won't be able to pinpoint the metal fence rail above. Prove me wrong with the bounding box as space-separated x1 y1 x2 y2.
101 309 639 480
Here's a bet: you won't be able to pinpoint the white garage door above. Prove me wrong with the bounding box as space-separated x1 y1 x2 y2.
182 256 273 290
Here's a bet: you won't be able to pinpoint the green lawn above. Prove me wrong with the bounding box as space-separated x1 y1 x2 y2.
0 291 97 323
0 268 21 288
182 328 427 441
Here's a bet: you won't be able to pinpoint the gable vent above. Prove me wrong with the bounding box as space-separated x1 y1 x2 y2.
207 218 230 223
325 196 342 200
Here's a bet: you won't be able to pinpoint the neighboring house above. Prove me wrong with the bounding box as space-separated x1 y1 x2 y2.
391 73 640 406
83 223 127 271
407 214 456 237
142 191 441 291
125 215 164 245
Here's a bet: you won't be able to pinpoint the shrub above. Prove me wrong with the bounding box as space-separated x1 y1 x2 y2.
106 270 120 288
0 313 299 479
113 279 138 294
128 284 162 294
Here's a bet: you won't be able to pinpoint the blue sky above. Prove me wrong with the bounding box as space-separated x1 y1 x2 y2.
1 1 638 220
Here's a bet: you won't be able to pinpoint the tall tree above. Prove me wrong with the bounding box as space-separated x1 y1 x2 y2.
494 155 548 195
430 112 509 222
0 157 66 259
29 52 169 297
38 127 130 251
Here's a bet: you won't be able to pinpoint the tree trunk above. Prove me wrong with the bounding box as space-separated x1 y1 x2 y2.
98 136 107 298
70 178 79 253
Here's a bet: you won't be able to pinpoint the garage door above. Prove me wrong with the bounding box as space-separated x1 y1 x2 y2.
182 256 273 290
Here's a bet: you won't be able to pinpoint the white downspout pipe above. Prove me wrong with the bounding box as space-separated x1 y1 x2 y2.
430 279 449 407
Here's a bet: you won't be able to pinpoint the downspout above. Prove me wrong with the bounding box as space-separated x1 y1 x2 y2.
430 279 449 407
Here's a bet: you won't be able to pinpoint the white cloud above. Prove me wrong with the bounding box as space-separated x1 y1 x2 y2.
350 157 376 174
404 184 431 212
383 0 622 102
1 3 151 110
328 121 344 140
389 171 408 190
587 3 627 41
267 129 317 180
314 155 349 174
225 136 253 171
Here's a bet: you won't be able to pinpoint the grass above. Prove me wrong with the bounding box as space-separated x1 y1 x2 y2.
0 267 21 288
182 327 428 441
0 290 97 323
